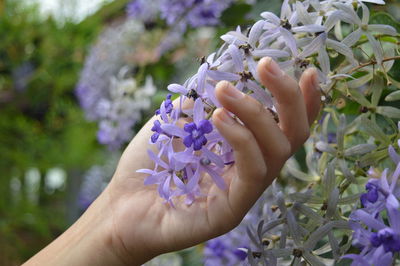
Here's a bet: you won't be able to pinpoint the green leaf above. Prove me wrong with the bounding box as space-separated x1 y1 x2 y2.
220 3 252 27
370 12 400 33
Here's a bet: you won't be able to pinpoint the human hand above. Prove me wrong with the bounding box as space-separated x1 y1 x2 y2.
102 57 321 265
23 57 321 266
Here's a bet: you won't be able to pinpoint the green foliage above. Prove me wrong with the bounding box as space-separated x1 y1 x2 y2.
0 0 128 264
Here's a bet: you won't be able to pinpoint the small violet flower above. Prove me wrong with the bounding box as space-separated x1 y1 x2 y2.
183 120 213 150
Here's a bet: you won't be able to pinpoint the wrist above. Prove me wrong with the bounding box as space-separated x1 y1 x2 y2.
23 189 127 266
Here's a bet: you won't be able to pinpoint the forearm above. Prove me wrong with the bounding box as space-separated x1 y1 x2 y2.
23 190 147 266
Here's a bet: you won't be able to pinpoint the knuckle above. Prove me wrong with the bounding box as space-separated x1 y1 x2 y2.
247 97 266 117
228 127 253 148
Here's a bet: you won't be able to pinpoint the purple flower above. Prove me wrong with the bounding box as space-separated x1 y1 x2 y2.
159 0 232 29
151 120 163 143
360 182 379 206
344 160 400 265
370 228 400 252
156 94 173 115
127 0 160 22
183 120 213 150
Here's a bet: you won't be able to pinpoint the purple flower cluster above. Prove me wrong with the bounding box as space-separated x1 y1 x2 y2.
139 0 397 205
344 146 400 265
76 20 157 149
127 0 232 29
159 0 232 29
139 95 231 204
127 0 160 23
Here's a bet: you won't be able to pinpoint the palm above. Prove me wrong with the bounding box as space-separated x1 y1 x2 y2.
107 115 244 256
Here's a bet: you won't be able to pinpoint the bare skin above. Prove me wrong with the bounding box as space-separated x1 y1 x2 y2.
24 57 321 266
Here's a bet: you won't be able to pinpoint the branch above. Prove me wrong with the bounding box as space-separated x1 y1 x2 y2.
347 55 400 74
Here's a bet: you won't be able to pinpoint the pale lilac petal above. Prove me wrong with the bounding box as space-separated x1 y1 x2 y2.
279 28 298 56
334 3 362 25
207 70 240 81
247 80 273 107
161 175 172 200
246 54 259 81
326 39 354 59
173 173 186 190
205 83 221 108
168 83 187 94
228 44 244 72
220 32 247 46
336 10 361 25
249 20 265 47
381 169 390 190
386 194 399 209
280 0 292 20
174 150 197 164
236 81 244 91
371 246 390 266
379 251 393 266
296 1 313 25
148 149 169 169
361 3 370 25
193 98 204 124
368 24 397 35
299 32 327 58
186 167 200 191
353 210 386 230
144 170 169 185
160 100 168 122
366 32 383 64
161 124 186 138
318 48 330 74
361 0 385 4
205 167 226 190
388 206 400 233
197 63 209 94
389 145 400 164
390 163 400 191
259 31 280 49
260 11 280 25
342 29 362 47
324 10 342 31
136 169 155 175
252 48 290 58
202 147 224 168
292 25 326 33
279 59 295 70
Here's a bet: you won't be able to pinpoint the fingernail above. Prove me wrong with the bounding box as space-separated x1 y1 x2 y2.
221 81 244 100
215 109 235 125
264 57 283 77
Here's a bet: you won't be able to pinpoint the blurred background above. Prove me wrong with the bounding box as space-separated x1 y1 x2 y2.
1 0 399 265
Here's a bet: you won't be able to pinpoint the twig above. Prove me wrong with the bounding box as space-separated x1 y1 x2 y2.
347 55 400 74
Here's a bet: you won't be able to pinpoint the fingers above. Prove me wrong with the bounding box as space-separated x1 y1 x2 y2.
212 108 268 217
215 81 291 163
299 68 321 125
257 57 312 152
